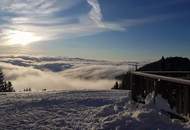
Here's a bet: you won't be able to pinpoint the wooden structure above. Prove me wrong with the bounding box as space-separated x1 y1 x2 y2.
127 62 140 71
128 71 190 117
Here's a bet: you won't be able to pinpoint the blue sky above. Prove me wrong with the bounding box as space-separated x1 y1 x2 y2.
0 0 190 61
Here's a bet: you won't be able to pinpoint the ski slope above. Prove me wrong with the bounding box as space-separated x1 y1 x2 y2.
0 90 189 130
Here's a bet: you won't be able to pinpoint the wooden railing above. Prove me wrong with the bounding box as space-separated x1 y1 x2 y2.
128 71 190 117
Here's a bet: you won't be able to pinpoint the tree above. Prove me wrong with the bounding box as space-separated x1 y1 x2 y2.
161 56 165 71
6 81 15 92
0 70 15 92
0 71 6 92
112 81 119 89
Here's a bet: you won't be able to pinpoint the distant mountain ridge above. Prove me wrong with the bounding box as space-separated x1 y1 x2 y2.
138 57 190 71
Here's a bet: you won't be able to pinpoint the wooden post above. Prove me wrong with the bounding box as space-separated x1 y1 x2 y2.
130 72 133 90
131 74 136 101
153 80 157 104
183 87 189 115
177 86 183 114
135 63 138 71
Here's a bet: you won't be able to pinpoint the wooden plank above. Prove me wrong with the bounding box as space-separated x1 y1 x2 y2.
132 72 190 86
140 71 190 74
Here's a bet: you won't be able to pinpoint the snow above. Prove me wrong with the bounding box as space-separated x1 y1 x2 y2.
0 90 189 130
145 92 177 113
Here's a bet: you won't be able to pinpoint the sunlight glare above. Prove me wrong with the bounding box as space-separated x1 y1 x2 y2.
6 30 42 46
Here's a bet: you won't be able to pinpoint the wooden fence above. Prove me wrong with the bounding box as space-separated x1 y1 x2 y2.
128 71 190 117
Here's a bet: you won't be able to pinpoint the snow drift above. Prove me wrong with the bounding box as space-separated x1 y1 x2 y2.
0 90 189 130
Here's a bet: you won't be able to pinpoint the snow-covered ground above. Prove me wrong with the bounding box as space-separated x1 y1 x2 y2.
0 90 189 130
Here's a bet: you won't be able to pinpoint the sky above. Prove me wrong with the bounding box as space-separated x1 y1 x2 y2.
0 0 190 61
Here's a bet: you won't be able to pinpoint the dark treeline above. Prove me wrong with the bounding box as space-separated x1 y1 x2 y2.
113 56 190 90
0 70 15 92
139 56 190 71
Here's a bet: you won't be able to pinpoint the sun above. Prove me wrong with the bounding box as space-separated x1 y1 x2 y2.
6 30 42 46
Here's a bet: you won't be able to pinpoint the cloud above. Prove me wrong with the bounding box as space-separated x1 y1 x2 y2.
0 0 182 46
87 0 104 27
62 64 129 80
0 55 130 91
0 0 127 45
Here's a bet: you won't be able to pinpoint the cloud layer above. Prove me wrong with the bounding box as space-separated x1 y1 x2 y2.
0 55 130 91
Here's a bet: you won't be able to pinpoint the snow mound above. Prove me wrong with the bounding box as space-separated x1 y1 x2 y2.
0 90 189 130
145 92 176 113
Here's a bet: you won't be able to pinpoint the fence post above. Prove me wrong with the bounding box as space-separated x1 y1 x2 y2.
130 72 133 90
183 87 189 115
153 80 158 104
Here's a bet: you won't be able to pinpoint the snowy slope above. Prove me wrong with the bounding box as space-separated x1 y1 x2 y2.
0 90 189 130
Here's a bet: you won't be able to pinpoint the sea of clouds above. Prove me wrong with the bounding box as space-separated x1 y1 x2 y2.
0 55 134 91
